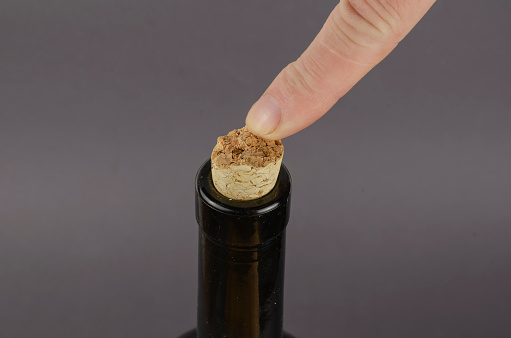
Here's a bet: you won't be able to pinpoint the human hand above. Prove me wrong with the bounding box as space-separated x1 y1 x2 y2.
245 0 436 140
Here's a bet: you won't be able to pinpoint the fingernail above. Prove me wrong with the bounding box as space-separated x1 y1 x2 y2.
246 94 282 136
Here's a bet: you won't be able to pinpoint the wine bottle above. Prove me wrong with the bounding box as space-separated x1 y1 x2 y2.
178 159 294 338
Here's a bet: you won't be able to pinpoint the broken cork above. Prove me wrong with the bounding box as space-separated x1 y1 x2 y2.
211 126 284 200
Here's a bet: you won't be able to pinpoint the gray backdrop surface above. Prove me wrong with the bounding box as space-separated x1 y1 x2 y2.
1 0 510 337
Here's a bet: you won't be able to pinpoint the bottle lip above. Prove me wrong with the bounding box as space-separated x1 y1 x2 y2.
195 159 292 247
195 159 291 217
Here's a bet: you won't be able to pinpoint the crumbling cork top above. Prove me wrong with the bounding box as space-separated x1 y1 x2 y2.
211 126 284 200
211 126 283 169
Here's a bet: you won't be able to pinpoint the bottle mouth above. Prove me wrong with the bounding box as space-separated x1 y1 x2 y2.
195 159 292 247
195 159 291 216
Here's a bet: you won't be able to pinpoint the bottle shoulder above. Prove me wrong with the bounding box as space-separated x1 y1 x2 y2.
177 329 296 338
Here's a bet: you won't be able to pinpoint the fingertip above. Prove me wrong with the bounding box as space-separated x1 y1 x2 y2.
245 94 283 139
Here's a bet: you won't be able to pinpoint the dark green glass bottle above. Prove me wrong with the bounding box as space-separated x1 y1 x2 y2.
178 159 294 338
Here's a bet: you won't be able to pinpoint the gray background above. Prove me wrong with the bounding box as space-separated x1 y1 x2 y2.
1 0 510 337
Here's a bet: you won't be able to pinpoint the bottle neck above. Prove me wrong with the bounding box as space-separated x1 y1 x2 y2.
194 159 291 338
197 231 286 338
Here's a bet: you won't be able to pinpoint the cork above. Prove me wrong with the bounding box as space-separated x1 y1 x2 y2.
211 126 284 200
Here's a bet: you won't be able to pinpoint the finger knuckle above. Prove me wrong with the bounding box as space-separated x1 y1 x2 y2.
344 0 404 45
281 61 320 96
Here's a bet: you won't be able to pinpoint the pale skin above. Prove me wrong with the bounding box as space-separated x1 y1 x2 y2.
245 0 437 140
